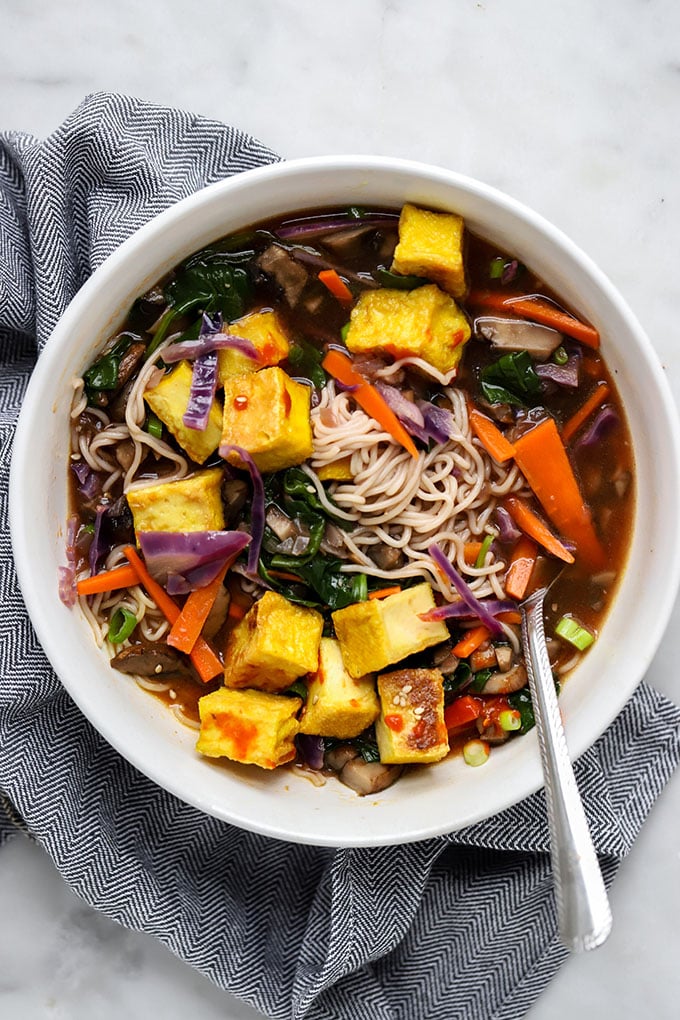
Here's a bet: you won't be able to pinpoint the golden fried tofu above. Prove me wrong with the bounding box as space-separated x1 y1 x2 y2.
314 456 354 482
224 590 323 693
391 204 466 298
375 668 449 764
345 284 470 376
126 467 225 534
220 366 313 473
196 687 301 769
332 583 449 678
299 637 379 739
143 360 223 465
218 309 291 383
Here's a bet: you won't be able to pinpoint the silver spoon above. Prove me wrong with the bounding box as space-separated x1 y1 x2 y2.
521 586 612 952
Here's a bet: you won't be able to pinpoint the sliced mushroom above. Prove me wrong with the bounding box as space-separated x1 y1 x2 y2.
476 719 509 744
479 663 527 695
494 644 515 673
116 342 147 389
432 644 460 676
339 757 403 796
320 224 379 259
222 479 249 524
114 438 137 473
324 743 360 772
101 496 134 546
475 317 562 361
266 506 299 543
370 544 405 571
110 643 194 678
257 245 309 306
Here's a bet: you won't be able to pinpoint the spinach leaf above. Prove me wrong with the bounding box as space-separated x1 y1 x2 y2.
469 668 494 694
507 677 560 734
263 555 367 611
351 732 380 763
84 335 134 396
281 467 349 529
443 661 472 701
287 338 327 388
166 253 253 320
480 351 541 407
373 268 428 290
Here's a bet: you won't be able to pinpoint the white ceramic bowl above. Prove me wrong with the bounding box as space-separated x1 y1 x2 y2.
10 157 680 846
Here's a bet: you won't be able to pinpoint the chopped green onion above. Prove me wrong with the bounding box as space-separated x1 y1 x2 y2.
555 615 595 651
373 268 428 290
340 322 351 342
147 307 176 356
553 345 569 365
470 667 494 694
81 523 95 535
474 533 495 569
146 412 163 439
489 257 504 280
108 607 137 645
463 739 490 767
498 709 522 732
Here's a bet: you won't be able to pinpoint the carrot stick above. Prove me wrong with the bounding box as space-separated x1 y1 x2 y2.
444 694 482 731
322 349 419 459
267 569 305 583
465 290 520 314
318 269 353 304
508 297 600 349
561 383 611 443
511 418 606 569
503 496 575 564
123 546 223 683
453 625 491 658
368 586 402 600
497 610 522 625
167 560 232 655
463 542 483 565
504 536 538 601
469 408 515 463
76 563 139 596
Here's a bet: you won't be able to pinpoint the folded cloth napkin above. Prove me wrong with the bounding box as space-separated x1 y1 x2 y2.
1 93 679 1020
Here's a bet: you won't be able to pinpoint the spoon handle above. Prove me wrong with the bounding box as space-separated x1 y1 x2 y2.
521 589 612 952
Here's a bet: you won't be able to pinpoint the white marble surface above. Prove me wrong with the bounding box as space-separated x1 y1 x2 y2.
2 0 680 1016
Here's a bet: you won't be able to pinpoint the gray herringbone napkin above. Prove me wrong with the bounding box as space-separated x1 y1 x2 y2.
1 93 679 1020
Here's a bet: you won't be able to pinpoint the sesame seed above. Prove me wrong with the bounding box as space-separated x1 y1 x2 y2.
392 695 400 705
413 706 425 717
154 664 163 674
169 689 177 700
402 684 413 694
312 694 319 705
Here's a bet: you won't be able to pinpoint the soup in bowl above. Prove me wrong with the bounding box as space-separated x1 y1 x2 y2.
10 158 680 846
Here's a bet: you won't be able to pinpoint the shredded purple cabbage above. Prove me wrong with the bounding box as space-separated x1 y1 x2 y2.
535 354 580 388
417 400 456 444
218 446 265 576
138 530 250 592
71 461 101 501
428 543 505 637
276 215 398 241
501 259 519 284
182 350 219 431
494 506 522 544
574 405 619 448
88 506 108 576
374 382 429 441
162 331 258 365
296 733 325 770
420 597 518 622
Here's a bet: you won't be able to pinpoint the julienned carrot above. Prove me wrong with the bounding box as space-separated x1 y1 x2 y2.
368 586 402 600
504 536 538 601
318 269 353 304
267 569 305 583
76 563 139 596
444 695 482 731
511 418 606 569
497 610 522 625
167 559 233 655
453 625 491 658
123 546 223 683
465 290 520 314
322 349 419 459
508 297 600 349
469 409 515 463
463 542 483 565
561 383 611 443
503 496 575 564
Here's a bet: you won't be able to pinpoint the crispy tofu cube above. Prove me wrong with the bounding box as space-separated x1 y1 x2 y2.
332 583 449 678
391 203 466 298
143 361 222 464
218 309 291 383
375 668 449 764
126 467 225 534
315 456 353 481
196 687 301 769
345 284 471 376
224 590 323 692
299 638 379 739
220 366 313 473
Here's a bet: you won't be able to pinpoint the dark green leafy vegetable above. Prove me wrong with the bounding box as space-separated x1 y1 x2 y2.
443 661 472 702
284 679 308 701
469 668 494 694
480 351 541 407
351 731 381 763
84 335 134 395
287 338 326 388
373 268 428 290
507 677 560 734
262 555 367 611
166 253 253 320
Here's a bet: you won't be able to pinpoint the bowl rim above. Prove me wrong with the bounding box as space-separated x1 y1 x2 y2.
10 154 680 846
